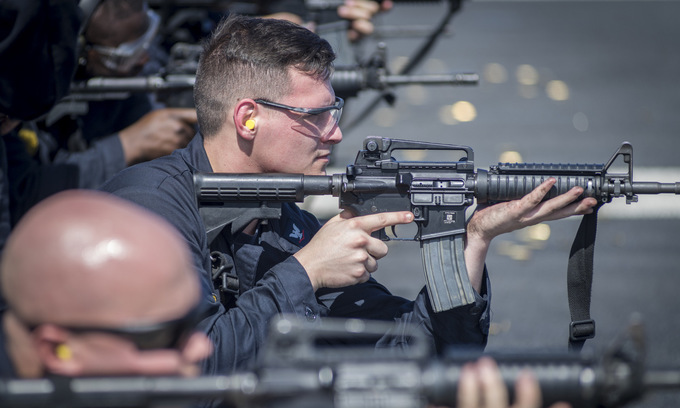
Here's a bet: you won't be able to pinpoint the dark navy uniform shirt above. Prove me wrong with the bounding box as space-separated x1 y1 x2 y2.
0 311 17 378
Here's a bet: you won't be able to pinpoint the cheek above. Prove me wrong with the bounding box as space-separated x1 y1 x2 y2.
262 138 306 161
79 341 186 376
76 339 143 376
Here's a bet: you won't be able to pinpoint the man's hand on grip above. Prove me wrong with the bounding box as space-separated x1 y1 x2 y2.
295 210 413 291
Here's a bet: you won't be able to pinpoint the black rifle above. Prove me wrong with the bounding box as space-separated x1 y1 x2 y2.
194 137 680 314
1 316 679 408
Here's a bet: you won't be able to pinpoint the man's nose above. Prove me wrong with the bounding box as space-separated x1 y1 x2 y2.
323 124 343 144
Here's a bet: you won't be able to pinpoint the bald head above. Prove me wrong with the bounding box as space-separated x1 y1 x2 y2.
1 190 199 328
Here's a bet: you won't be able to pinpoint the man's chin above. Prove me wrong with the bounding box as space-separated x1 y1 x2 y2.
304 166 327 176
314 162 329 175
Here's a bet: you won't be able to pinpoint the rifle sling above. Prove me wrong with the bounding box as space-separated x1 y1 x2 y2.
567 205 601 351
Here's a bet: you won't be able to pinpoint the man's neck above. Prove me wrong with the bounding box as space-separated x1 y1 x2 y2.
202 131 261 236
203 130 260 174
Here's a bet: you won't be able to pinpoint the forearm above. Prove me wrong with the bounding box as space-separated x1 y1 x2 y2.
118 127 144 165
464 232 491 293
52 134 126 188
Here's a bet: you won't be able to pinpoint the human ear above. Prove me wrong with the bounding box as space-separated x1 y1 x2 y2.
234 99 258 139
33 325 84 376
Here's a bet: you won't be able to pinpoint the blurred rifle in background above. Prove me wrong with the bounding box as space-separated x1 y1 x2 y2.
45 0 471 127
45 42 477 126
1 316 679 408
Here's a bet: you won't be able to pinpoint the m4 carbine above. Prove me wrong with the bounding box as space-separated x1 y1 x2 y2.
194 137 680 314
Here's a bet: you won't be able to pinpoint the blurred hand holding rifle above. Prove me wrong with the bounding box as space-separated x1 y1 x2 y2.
2 315 679 408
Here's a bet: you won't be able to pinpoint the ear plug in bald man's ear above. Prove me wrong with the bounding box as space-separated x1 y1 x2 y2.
55 344 72 360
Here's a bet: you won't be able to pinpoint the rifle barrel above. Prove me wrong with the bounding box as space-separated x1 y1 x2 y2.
384 73 479 86
644 369 680 390
69 76 195 94
631 182 680 194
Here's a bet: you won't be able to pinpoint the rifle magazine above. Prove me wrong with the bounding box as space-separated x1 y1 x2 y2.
421 234 476 312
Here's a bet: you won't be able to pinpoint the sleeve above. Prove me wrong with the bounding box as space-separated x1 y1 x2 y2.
51 133 126 189
101 171 323 374
4 131 80 227
204 256 322 372
316 269 491 353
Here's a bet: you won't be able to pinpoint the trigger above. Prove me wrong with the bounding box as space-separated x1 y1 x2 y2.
390 225 398 239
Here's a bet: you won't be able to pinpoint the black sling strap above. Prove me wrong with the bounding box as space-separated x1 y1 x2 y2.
567 205 602 351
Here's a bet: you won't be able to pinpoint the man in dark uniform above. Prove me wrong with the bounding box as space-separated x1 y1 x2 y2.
0 190 211 378
35 0 197 191
101 15 593 406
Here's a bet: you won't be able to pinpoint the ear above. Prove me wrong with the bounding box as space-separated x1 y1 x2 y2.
33 324 84 376
233 99 258 140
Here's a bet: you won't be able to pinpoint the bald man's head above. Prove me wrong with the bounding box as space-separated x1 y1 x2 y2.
1 190 199 328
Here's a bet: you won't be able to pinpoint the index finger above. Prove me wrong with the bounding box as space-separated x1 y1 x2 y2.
476 357 510 408
349 211 414 233
523 177 558 205
340 0 381 16
380 0 393 11
513 371 544 408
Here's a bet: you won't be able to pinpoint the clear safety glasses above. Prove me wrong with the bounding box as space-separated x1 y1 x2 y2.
91 9 160 72
254 96 344 139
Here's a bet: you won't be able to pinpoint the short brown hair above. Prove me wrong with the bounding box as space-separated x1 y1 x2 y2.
194 15 336 138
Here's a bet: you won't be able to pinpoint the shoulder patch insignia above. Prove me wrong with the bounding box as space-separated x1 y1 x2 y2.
289 223 305 243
